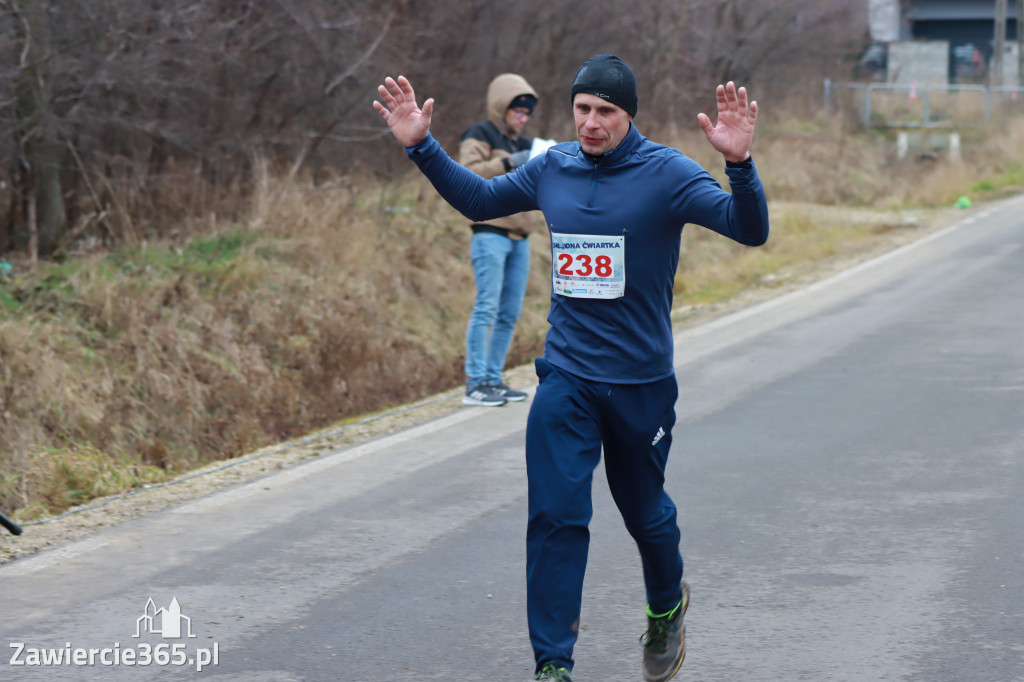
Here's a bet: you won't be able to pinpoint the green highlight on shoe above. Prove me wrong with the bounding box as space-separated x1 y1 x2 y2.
535 661 573 681
646 601 681 620
641 581 690 682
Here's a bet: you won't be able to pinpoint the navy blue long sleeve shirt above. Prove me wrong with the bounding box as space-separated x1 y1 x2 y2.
406 123 769 383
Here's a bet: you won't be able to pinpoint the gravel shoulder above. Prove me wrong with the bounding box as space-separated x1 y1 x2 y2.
0 201 969 566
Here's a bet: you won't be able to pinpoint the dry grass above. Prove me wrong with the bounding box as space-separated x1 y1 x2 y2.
2 116 1023 520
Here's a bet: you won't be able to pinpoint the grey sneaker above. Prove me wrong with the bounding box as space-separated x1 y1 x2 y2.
462 384 508 407
641 581 690 682
488 380 528 402
534 661 573 681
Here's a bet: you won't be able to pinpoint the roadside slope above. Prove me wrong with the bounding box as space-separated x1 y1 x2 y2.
0 199 977 566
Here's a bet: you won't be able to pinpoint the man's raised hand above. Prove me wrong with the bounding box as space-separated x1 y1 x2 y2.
697 81 757 164
373 76 433 148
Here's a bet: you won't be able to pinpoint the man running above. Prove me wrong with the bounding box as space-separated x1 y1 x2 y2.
373 54 769 682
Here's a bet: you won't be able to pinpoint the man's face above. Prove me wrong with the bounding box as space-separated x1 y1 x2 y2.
504 106 531 135
573 93 632 156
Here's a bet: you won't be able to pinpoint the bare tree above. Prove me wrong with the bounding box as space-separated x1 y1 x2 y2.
1 0 407 254
5 0 66 257
680 0 863 115
0 0 866 258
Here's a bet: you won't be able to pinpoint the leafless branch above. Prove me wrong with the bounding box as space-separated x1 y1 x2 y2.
324 10 395 96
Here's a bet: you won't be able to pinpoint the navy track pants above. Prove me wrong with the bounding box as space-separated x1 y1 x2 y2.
525 357 684 671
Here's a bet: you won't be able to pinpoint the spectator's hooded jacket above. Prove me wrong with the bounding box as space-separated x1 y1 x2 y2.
458 73 540 239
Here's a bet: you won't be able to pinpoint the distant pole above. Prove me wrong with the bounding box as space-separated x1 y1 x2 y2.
1018 0 1024 85
995 0 1007 86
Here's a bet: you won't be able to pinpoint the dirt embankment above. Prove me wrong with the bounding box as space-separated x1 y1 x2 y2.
0 200 970 567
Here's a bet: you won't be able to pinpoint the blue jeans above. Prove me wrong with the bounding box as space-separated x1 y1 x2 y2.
525 357 683 671
465 231 530 387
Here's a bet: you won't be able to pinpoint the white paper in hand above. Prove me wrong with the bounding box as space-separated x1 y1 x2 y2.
529 138 557 160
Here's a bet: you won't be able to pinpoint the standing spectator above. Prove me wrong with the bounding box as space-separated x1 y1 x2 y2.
458 74 541 407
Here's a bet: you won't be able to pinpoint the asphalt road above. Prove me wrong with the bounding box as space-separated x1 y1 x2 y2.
3 195 1023 682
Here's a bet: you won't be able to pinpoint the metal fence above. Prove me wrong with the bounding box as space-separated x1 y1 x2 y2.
825 79 1024 128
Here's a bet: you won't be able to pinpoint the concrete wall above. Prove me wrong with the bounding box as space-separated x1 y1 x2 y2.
869 0 900 42
994 42 1021 86
888 40 950 85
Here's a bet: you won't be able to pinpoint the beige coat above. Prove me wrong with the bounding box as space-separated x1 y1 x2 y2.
457 74 541 239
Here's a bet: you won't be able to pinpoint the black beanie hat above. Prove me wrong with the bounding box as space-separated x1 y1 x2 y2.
509 93 537 114
570 54 637 117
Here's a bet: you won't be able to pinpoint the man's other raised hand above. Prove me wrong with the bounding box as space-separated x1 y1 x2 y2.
697 81 758 164
373 76 433 148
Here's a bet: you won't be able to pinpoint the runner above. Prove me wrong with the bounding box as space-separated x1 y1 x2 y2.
373 54 769 682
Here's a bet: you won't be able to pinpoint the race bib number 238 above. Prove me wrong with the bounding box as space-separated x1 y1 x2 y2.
550 232 625 299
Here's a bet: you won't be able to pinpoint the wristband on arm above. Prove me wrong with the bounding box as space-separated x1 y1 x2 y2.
725 155 753 170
